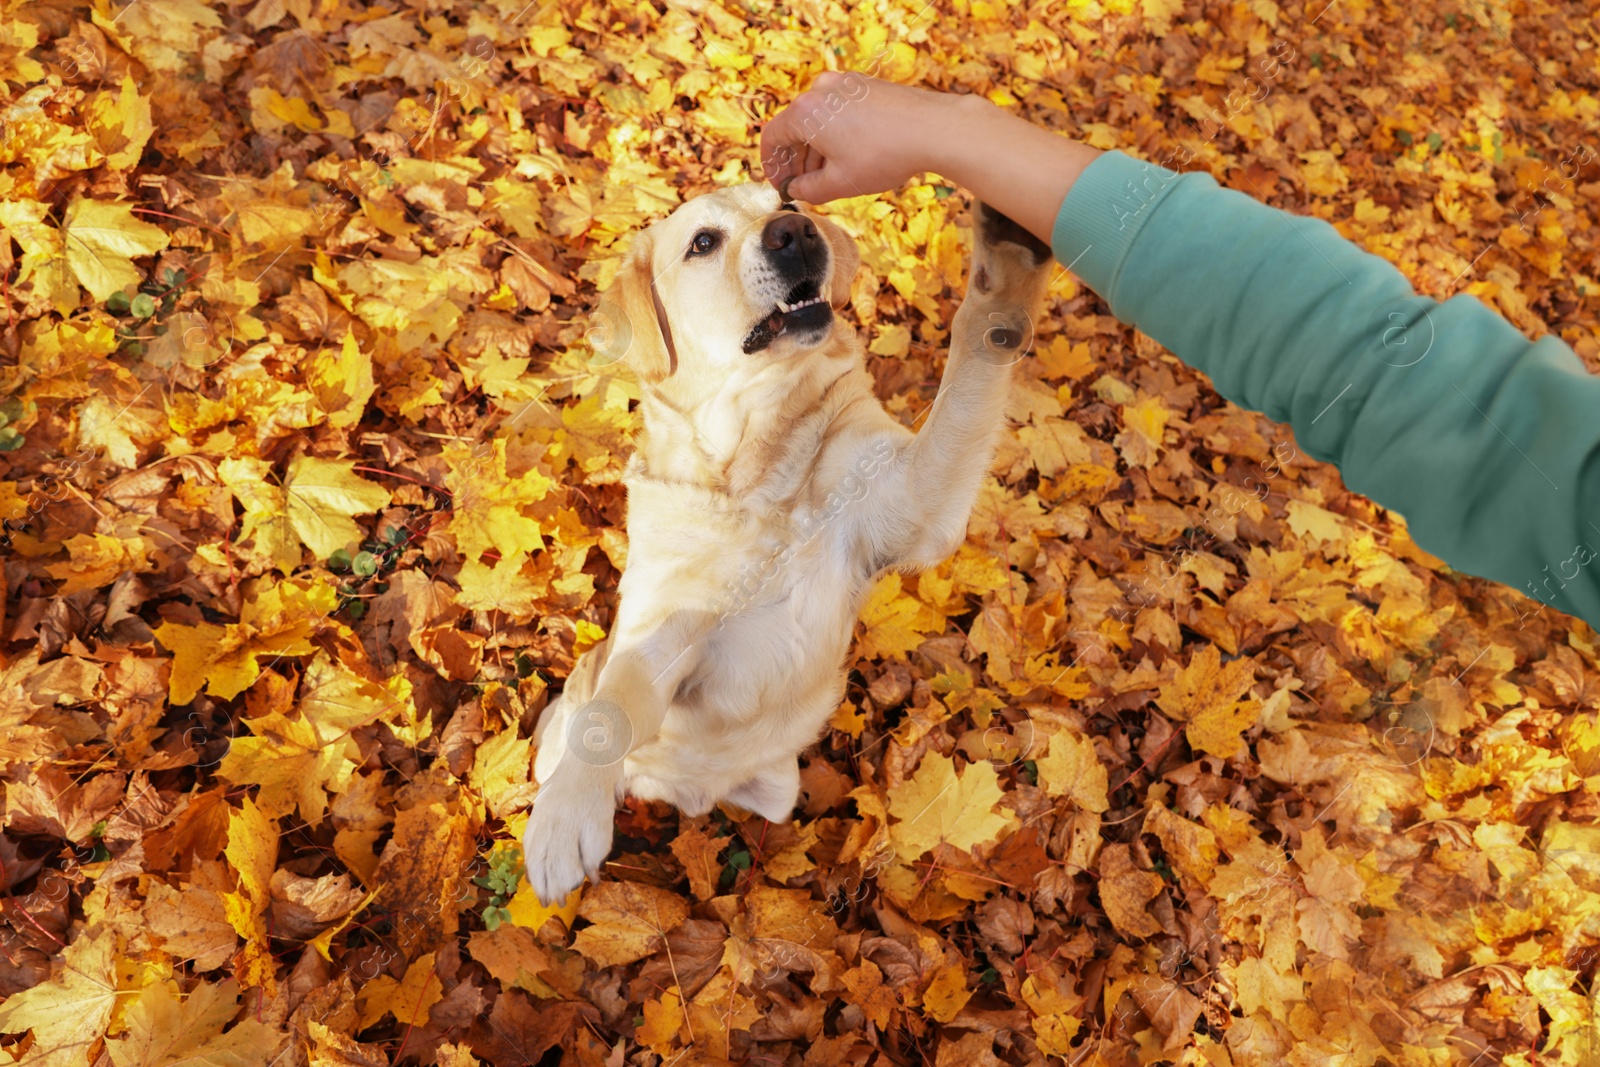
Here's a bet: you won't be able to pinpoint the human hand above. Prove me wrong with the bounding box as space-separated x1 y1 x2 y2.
760 73 1100 248
759 72 984 203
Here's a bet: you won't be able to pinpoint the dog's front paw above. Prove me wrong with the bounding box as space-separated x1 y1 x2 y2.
522 771 617 905
975 201 1053 265
956 201 1056 367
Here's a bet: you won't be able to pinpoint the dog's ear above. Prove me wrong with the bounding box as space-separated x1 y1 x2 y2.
816 215 860 310
591 233 677 383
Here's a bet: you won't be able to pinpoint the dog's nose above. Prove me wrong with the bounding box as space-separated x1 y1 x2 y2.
761 212 822 269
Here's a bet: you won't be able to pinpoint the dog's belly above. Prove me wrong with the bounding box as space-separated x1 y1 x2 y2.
618 543 865 812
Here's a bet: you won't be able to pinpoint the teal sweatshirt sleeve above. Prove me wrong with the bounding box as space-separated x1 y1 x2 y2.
1051 150 1600 632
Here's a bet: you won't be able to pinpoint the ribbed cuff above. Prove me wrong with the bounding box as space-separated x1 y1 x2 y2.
1051 150 1187 309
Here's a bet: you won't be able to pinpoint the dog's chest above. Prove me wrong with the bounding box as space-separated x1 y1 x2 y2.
621 464 880 719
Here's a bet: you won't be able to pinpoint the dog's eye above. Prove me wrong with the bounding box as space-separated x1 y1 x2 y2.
687 230 721 257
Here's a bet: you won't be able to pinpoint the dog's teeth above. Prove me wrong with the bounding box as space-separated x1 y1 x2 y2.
776 300 791 313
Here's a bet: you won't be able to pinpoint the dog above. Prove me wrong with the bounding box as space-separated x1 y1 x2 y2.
522 180 1054 905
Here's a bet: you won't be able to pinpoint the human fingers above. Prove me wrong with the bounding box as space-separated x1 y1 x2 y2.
784 158 854 204
759 104 810 190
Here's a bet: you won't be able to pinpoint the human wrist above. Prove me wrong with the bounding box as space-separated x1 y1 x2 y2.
926 93 1003 189
934 97 1100 245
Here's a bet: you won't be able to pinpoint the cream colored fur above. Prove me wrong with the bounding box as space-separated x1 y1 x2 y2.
523 182 1053 904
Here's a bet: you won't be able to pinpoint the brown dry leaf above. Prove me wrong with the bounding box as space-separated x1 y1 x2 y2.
1126 973 1205 1052
670 824 731 902
144 877 237 972
2 764 126 842
571 881 690 968
372 773 476 959
839 959 897 1029
268 868 366 941
1097 843 1165 939
465 925 553 993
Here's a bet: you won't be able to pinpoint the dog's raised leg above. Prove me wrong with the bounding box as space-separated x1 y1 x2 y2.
879 202 1054 567
522 608 714 905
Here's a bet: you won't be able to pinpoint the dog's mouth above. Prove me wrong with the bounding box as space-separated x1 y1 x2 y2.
741 278 832 354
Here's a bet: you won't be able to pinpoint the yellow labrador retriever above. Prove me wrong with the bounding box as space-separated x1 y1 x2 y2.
523 182 1053 904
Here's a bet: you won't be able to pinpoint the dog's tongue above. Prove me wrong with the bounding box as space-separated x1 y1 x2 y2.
765 309 784 333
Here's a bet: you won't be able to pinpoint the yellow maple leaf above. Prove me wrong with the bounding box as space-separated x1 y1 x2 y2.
0 198 78 310
43 532 150 594
85 73 154 172
1141 0 1187 35
153 576 340 704
829 701 868 738
105 979 282 1067
308 330 376 430
840 960 897 1028
1229 955 1303 1021
217 652 405 822
1158 644 1259 758
356 953 441 1030
283 456 391 560
469 727 534 818
225 794 279 909
1187 698 1260 760
505 880 582 933
1018 417 1095 479
887 752 1014 858
922 963 972 1023
90 0 221 73
636 986 684 1054
1034 729 1110 812
61 197 169 302
445 438 551 565
261 88 327 133
0 928 119 1067
857 573 945 660
1122 394 1171 451
1195 52 1246 86
223 187 319 246
1037 336 1096 380
868 322 912 357
1032 1013 1083 1056
1284 498 1350 547
218 456 301 574
1300 149 1350 197
1158 643 1254 716
551 391 634 480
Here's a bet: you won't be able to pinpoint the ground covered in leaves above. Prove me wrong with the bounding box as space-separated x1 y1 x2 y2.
3 0 1600 1064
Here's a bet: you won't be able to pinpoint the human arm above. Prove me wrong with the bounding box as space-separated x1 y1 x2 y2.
758 73 1101 247
1052 150 1600 631
761 74 1600 631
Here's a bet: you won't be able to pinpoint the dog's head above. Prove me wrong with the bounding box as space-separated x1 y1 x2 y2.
590 183 860 383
